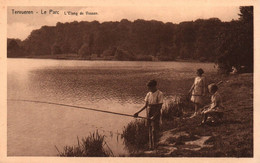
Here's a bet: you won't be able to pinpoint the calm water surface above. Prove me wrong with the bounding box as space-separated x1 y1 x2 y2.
7 59 216 156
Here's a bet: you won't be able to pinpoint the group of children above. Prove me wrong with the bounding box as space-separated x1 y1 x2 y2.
133 68 224 150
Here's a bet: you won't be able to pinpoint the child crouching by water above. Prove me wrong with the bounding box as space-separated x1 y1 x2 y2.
200 84 224 124
134 80 163 150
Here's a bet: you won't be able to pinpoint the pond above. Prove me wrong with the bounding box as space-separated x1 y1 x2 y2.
7 59 216 156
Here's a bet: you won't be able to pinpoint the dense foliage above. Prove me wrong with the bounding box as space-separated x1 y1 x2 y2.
215 6 253 73
7 6 253 73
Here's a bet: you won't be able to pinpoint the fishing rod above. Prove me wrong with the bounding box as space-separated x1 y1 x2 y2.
7 99 148 119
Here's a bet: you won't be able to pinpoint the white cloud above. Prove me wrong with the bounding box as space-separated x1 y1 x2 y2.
7 22 41 40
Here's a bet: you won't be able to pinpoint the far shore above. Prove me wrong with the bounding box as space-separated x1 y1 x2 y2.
7 54 214 64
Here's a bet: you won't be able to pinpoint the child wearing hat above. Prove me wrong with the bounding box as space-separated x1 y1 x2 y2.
134 79 163 149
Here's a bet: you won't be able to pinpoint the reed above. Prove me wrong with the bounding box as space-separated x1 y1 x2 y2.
121 119 149 152
56 130 113 157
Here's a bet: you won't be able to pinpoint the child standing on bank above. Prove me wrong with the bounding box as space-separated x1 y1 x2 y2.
189 68 206 118
134 80 163 150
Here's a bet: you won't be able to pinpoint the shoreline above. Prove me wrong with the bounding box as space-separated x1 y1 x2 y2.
7 56 214 64
130 73 253 157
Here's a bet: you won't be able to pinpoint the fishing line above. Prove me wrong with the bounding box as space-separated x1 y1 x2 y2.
9 99 131 146
7 99 148 119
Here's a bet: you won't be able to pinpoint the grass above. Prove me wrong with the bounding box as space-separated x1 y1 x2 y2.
169 73 253 157
56 130 113 157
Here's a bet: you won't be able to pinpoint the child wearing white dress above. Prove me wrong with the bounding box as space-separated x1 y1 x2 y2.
201 84 224 124
189 68 206 118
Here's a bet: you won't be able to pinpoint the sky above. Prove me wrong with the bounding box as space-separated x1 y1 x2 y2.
7 6 240 40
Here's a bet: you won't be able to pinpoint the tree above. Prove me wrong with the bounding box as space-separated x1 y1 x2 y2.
215 6 253 73
23 26 56 55
78 43 91 59
239 6 253 23
14 12 252 64
114 48 135 61
60 42 70 54
193 18 221 61
51 44 62 54
157 45 175 61
7 39 26 57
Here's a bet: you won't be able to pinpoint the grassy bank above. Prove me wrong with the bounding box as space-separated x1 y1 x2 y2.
123 73 253 157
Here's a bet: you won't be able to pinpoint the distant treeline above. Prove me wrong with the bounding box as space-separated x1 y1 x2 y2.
7 6 253 73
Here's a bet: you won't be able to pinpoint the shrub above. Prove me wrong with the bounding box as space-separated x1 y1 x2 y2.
101 47 117 57
134 55 153 61
161 95 192 121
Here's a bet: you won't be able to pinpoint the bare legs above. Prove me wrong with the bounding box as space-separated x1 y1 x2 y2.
195 103 199 114
190 103 200 118
148 116 160 149
201 112 208 123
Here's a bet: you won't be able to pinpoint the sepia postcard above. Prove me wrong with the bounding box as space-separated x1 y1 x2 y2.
0 0 259 162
